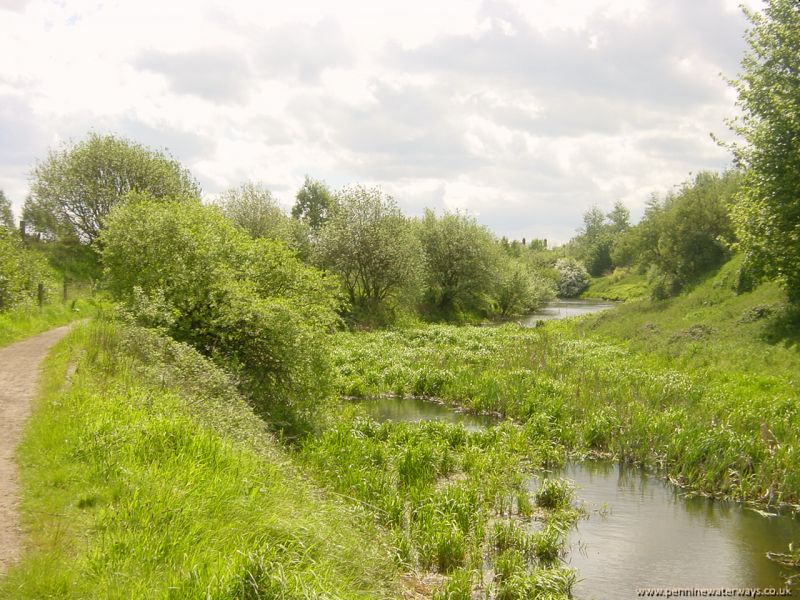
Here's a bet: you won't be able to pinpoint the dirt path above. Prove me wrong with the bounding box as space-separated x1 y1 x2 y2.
0 325 73 574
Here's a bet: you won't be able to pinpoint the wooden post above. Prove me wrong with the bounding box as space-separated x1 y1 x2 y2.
20 220 26 241
37 282 44 308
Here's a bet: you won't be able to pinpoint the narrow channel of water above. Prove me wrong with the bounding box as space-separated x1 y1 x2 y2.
522 298 615 327
363 396 800 597
555 461 800 599
361 395 496 431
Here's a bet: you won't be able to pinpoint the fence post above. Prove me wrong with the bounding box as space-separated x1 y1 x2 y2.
37 282 44 308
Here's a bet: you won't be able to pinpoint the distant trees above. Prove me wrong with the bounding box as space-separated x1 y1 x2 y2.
554 258 590 298
216 182 311 259
292 176 333 232
610 171 739 297
0 190 13 229
571 202 630 276
317 186 422 319
726 0 800 302
25 133 200 244
417 210 498 317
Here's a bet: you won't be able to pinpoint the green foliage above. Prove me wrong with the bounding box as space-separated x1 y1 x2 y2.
216 181 311 259
554 258 589 298
317 185 422 321
570 202 630 277
100 198 339 426
329 284 800 505
0 227 59 310
495 258 555 317
0 189 13 228
726 0 800 304
534 479 574 510
2 321 401 599
25 133 200 244
292 175 333 231
611 171 739 295
582 269 648 301
417 210 499 317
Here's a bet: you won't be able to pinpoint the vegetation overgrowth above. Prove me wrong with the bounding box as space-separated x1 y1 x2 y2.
330 262 800 507
300 406 581 598
0 299 94 347
2 320 402 599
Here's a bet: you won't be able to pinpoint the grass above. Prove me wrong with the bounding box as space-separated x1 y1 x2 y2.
581 269 649 301
1 320 401 599
299 410 579 598
327 257 800 506
0 299 96 347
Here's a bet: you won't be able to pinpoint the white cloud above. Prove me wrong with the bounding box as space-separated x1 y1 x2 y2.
0 0 753 241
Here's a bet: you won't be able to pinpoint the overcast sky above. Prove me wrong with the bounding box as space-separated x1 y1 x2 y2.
0 0 759 243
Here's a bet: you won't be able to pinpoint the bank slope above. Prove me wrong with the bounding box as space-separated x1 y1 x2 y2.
1 321 400 599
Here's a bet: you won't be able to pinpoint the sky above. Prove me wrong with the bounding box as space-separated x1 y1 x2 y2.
0 0 760 243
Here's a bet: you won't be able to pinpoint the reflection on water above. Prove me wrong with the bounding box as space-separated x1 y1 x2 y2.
361 393 800 599
522 298 615 326
361 396 497 431
557 461 800 599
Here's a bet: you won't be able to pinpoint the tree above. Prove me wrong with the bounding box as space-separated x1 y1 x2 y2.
0 228 58 310
26 133 200 243
100 197 339 425
0 190 13 229
292 176 333 231
317 186 422 314
727 0 800 302
215 182 311 258
417 210 499 316
555 258 590 298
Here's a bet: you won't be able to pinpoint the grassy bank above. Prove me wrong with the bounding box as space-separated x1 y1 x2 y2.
330 279 800 507
581 269 648 301
0 299 96 347
1 321 401 599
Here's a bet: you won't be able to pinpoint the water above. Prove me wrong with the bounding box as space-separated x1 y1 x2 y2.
361 395 497 431
365 397 800 598
557 461 800 599
522 298 615 326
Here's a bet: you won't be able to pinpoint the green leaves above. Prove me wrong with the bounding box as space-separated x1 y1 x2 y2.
100 198 340 426
26 133 200 244
727 0 800 302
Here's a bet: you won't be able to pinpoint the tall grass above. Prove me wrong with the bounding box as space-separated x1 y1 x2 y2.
328 276 800 506
2 321 400 599
0 298 95 347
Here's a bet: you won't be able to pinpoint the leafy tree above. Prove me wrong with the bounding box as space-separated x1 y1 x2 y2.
0 190 13 229
26 133 200 243
216 182 311 258
571 204 630 277
611 172 738 295
317 186 422 316
555 258 590 298
100 197 339 426
726 0 800 302
0 228 58 310
495 258 555 316
417 210 499 316
292 176 333 231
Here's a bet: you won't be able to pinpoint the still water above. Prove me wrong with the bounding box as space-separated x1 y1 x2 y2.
522 298 615 326
365 396 800 597
361 395 496 431
556 461 800 599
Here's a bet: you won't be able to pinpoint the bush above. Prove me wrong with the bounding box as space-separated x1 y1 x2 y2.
100 198 340 430
554 258 589 298
0 227 59 310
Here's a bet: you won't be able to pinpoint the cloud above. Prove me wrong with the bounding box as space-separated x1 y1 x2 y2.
254 16 355 83
134 48 252 104
0 0 751 242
